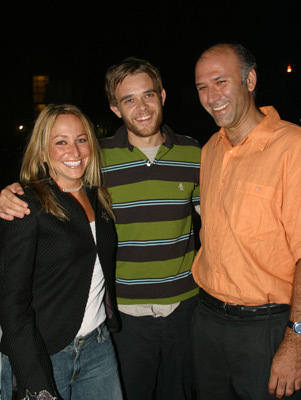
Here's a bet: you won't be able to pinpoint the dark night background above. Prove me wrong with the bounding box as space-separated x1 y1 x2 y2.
0 2 300 188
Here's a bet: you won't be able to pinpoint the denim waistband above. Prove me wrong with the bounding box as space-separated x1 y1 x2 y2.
74 321 107 347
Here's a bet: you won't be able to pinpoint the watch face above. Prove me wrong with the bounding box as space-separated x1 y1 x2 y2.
294 322 301 334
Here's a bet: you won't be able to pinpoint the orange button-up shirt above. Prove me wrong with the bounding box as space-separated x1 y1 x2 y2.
192 106 301 305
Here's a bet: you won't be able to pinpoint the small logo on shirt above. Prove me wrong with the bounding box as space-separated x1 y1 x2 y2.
178 183 184 191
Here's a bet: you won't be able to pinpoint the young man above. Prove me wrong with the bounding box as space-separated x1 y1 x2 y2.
0 58 201 400
191 43 301 399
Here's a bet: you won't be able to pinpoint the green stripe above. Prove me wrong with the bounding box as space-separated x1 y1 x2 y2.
109 180 197 203
101 143 201 167
116 251 196 279
117 288 199 305
157 144 201 162
116 217 193 241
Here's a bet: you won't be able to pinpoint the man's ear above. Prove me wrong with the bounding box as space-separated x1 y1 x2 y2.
246 69 257 93
161 88 166 106
110 104 122 118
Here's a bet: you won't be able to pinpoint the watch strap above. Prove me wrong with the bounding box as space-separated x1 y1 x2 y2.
287 320 301 335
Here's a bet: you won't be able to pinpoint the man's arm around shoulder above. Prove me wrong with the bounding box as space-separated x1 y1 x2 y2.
0 183 29 220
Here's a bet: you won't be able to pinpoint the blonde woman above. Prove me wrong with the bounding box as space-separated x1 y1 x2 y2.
0 104 123 400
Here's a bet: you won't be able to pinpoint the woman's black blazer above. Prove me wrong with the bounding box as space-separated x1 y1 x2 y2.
0 182 120 398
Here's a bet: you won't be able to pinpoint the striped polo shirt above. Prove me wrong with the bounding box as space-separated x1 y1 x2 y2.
100 124 201 305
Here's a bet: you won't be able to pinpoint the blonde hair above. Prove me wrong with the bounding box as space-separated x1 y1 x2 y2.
20 104 114 220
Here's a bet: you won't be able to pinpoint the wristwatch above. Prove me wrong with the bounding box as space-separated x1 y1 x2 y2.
287 320 301 335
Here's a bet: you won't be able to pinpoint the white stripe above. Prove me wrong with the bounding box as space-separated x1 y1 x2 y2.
153 160 200 168
102 160 146 173
102 159 200 173
116 271 192 285
112 198 192 209
118 231 193 247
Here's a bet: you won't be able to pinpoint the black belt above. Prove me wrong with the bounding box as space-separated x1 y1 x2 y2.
199 288 290 317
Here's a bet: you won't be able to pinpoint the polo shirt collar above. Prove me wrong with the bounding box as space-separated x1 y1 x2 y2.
113 124 174 151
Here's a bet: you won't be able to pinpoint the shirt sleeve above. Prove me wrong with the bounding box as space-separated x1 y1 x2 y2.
284 163 301 263
0 201 57 398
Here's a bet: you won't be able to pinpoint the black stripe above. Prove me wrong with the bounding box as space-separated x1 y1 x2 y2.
114 203 193 223
105 164 199 188
116 273 198 299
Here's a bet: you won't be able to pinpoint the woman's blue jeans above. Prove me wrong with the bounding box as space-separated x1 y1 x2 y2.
1 322 123 399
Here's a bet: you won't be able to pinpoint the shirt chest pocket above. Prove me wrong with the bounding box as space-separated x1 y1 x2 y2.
230 180 282 240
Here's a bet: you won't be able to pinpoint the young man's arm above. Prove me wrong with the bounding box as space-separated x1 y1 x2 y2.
0 183 29 220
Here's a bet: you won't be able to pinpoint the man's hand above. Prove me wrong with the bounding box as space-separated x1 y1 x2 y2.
0 183 29 220
268 327 301 398
269 260 301 398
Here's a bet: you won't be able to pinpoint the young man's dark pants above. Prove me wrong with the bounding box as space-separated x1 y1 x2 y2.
113 295 197 400
191 294 301 400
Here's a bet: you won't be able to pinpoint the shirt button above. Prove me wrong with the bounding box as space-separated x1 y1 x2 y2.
217 208 222 214
146 160 151 167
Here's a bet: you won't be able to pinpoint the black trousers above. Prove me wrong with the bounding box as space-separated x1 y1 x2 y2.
112 296 197 400
191 297 301 400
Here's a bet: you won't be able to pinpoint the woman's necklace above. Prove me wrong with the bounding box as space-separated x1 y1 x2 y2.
61 183 83 193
